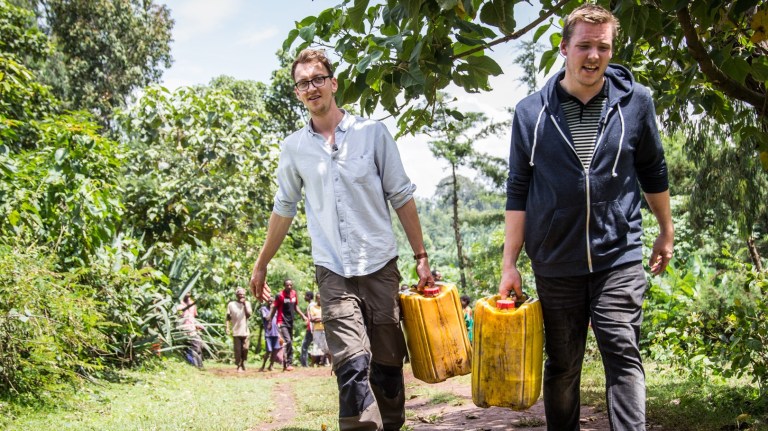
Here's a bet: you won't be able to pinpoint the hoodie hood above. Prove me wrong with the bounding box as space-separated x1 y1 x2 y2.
540 63 635 111
505 62 668 277
528 63 636 177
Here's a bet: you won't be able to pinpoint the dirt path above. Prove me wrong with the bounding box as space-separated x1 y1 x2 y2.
402 369 612 431
209 367 304 430
213 364 617 431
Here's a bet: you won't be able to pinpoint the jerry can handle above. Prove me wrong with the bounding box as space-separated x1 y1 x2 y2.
514 291 531 308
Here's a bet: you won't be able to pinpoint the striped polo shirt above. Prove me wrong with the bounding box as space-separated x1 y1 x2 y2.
556 80 608 170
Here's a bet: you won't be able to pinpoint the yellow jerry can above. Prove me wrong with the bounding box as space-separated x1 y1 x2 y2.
399 282 472 383
471 295 544 410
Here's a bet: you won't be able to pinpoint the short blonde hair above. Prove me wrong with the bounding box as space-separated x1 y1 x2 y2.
291 49 334 81
562 4 619 43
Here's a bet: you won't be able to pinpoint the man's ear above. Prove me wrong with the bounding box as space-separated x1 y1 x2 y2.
559 40 568 57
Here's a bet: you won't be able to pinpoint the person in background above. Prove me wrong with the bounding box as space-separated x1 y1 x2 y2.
226 287 252 372
250 49 434 431
309 291 331 367
266 279 308 371
498 4 674 430
259 296 281 372
299 290 316 367
179 293 203 368
460 294 473 344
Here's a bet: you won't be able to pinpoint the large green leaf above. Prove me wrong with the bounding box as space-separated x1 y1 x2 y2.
348 0 370 33
464 55 502 76
356 50 384 73
478 0 515 35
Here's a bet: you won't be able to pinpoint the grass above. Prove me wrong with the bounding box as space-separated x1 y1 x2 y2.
282 370 339 430
580 339 768 431
3 353 767 431
2 361 277 431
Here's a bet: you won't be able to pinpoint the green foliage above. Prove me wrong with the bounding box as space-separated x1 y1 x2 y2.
36 0 174 123
0 0 48 62
685 115 768 241
0 244 106 403
423 101 507 290
643 252 768 395
115 84 278 248
404 176 524 298
207 75 266 113
2 362 277 430
283 0 768 171
513 39 544 95
1 111 124 268
87 240 174 365
662 133 697 197
259 50 307 141
283 0 535 134
0 54 57 151
614 0 768 167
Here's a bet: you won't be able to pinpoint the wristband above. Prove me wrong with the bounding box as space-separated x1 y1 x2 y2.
413 252 428 260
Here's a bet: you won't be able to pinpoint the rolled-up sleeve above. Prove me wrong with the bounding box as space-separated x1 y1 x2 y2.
375 123 416 209
273 143 302 217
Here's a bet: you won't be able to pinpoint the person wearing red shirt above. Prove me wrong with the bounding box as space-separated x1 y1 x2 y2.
267 279 307 371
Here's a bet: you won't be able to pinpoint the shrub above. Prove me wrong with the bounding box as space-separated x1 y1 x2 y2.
0 244 106 402
643 253 768 396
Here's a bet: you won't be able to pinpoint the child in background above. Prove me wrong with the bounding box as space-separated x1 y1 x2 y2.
460 294 474 344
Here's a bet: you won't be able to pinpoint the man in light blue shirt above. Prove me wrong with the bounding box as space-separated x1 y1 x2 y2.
250 49 434 431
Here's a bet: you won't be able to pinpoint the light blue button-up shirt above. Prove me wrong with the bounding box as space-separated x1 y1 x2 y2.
273 111 416 277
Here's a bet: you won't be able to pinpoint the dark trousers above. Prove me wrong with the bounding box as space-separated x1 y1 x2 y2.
186 337 203 368
233 336 248 368
300 328 313 366
279 324 294 367
535 262 648 431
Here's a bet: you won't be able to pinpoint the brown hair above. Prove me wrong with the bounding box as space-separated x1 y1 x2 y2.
291 49 334 81
562 4 619 43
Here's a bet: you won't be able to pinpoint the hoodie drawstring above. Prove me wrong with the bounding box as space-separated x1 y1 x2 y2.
529 105 547 167
611 104 625 178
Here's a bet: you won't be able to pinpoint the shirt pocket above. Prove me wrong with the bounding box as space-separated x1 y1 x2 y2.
341 153 376 184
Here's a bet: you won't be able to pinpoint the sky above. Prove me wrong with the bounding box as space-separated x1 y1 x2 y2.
160 0 562 197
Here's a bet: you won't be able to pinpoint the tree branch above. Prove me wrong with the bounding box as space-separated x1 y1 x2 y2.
677 6 767 116
451 0 571 61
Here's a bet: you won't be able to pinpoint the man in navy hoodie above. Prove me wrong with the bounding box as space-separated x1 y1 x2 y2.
498 4 674 431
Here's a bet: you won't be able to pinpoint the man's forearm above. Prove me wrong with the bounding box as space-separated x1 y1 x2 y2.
501 210 526 269
394 198 427 256
644 190 674 235
255 212 294 269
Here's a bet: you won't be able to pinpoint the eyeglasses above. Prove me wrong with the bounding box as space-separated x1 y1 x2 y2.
294 75 332 91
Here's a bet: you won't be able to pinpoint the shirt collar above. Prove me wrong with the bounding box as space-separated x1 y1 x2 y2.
307 109 352 135
555 78 608 106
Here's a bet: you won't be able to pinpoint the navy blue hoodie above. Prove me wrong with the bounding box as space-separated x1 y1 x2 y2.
506 64 668 277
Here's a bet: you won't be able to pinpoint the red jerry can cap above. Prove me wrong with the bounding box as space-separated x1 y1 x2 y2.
422 286 440 297
496 299 516 310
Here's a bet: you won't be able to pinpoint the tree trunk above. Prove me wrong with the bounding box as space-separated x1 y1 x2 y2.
747 236 764 273
451 163 467 291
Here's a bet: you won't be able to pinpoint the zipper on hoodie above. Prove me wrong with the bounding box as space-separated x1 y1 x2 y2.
590 106 614 168
549 113 594 272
